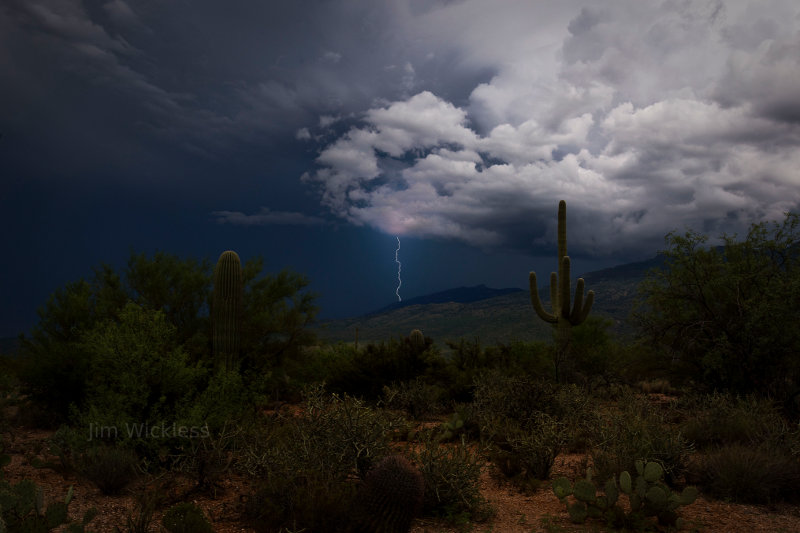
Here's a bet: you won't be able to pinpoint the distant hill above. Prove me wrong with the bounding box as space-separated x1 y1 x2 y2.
369 284 523 315
314 255 665 346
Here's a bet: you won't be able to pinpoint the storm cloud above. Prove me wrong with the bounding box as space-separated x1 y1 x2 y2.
3 0 799 256
301 0 800 255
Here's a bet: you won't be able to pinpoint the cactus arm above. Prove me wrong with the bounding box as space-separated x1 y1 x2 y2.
560 256 571 319
579 289 594 323
530 272 557 323
570 277 585 324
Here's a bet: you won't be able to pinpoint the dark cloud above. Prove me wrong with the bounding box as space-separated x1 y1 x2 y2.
2 0 799 259
303 0 800 256
212 207 327 226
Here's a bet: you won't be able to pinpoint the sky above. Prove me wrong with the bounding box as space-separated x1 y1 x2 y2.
2 0 800 337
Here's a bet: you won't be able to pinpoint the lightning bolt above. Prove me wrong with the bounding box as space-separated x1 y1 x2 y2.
395 236 402 301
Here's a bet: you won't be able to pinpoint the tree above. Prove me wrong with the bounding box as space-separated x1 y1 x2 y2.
125 251 212 356
634 212 800 397
19 251 318 421
239 259 318 372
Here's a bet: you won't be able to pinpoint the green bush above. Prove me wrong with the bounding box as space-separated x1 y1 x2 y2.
441 340 553 402
472 371 558 424
180 369 255 433
18 251 318 425
65 303 212 463
325 338 444 400
591 391 692 485
114 491 159 533
79 445 139 495
482 413 563 488
410 435 491 523
382 377 446 420
472 372 597 447
693 443 800 504
238 386 402 532
243 471 355 533
634 213 800 396
563 316 621 383
161 502 213 533
680 392 791 450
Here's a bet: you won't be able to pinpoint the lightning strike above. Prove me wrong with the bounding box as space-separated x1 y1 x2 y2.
395 236 402 301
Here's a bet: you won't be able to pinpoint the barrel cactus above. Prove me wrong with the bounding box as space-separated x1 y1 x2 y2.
212 250 243 372
350 455 424 533
529 200 594 381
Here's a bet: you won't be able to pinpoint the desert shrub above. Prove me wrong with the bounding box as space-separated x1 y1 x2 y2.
591 391 692 485
472 371 558 424
245 385 400 478
564 316 621 383
637 379 677 395
471 373 599 477
243 471 355 533
79 445 139 495
180 369 256 433
114 491 159 533
170 421 240 493
472 372 597 444
238 386 402 532
161 502 213 533
441 340 553 402
482 413 563 487
680 392 791 450
382 377 446 419
410 435 491 523
43 425 93 476
325 337 443 399
553 384 602 453
693 443 800 504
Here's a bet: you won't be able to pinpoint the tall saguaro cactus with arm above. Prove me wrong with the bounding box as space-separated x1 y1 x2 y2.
529 200 594 381
213 250 243 372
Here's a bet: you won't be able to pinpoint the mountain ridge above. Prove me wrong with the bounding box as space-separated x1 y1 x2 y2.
314 254 663 345
368 284 524 316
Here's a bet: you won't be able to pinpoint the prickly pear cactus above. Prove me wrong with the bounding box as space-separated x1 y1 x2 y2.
438 412 465 441
350 455 424 533
0 479 77 532
553 461 698 529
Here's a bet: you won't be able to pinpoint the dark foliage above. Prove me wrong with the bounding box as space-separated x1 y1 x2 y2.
634 212 800 397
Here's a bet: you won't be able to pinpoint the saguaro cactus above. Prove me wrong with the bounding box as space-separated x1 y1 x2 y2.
529 200 594 380
212 250 243 372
